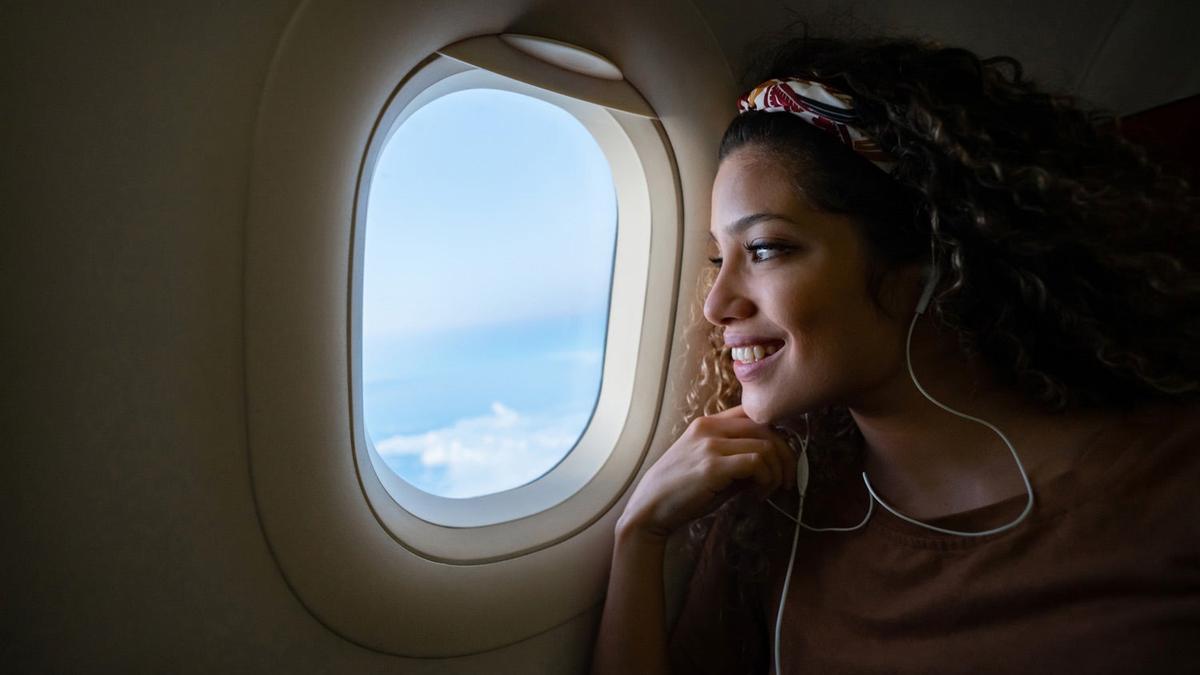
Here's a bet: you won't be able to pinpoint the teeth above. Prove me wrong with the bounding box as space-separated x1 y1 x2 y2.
730 344 780 363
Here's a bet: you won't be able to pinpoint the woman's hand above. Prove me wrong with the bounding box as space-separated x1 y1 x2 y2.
618 405 796 539
596 405 792 675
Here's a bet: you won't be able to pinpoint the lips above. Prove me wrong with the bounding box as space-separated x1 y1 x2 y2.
730 344 779 363
725 337 786 381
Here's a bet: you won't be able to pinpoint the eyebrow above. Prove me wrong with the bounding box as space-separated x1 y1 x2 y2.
711 212 794 238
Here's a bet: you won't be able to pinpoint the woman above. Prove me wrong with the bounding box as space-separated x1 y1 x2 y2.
592 36 1199 674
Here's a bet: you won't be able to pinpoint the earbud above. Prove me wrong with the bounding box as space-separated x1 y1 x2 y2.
915 266 940 315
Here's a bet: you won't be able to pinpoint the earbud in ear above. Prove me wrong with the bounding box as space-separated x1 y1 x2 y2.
915 266 940 315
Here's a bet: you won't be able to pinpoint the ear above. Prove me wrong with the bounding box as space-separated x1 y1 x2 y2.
879 262 928 318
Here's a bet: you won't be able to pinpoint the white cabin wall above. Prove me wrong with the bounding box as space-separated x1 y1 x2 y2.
0 2 595 672
1 1 356 671
1080 0 1200 113
1 1 716 673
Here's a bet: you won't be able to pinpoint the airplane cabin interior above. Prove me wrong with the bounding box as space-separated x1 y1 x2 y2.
4 1 1198 672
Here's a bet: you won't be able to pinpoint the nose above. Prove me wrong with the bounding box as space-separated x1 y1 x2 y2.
702 262 755 326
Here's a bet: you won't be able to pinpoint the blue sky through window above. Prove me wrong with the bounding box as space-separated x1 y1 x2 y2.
362 88 617 499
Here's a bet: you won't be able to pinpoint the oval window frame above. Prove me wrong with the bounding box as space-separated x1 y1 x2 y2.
242 0 733 651
356 65 636 531
348 45 680 561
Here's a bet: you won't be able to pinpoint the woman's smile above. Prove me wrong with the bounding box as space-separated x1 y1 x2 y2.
726 336 785 381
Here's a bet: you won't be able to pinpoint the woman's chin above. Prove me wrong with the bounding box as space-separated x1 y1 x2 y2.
739 393 778 425
742 390 812 429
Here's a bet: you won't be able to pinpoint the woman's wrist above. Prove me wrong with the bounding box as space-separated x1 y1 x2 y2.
615 510 670 548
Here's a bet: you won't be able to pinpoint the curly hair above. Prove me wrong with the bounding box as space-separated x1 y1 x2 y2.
681 34 1200 600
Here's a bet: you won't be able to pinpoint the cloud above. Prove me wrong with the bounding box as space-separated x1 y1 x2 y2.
374 402 590 498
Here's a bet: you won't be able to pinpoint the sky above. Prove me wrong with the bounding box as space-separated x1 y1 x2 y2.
361 87 617 498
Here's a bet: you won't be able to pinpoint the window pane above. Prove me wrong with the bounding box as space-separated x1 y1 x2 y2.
362 88 617 499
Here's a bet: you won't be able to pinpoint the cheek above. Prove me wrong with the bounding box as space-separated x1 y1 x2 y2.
834 307 908 383
773 276 846 347
782 288 898 378
783 332 842 395
770 275 825 329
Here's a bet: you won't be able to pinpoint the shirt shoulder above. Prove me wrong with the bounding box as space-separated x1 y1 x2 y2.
1078 400 1200 531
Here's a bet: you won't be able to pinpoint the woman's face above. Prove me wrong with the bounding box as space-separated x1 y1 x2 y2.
704 146 918 425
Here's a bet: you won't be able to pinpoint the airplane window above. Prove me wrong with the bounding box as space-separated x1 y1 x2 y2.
362 88 617 499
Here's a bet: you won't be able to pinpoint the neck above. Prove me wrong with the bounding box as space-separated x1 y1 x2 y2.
845 316 1098 520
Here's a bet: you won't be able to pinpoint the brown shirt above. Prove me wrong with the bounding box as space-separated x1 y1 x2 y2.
668 402 1200 674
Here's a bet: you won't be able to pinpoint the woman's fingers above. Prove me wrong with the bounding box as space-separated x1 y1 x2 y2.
704 438 793 496
724 422 797 488
620 406 806 535
710 404 747 418
715 452 776 489
705 438 781 486
694 414 785 442
691 411 796 492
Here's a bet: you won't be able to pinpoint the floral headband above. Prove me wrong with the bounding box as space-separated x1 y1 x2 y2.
736 77 896 173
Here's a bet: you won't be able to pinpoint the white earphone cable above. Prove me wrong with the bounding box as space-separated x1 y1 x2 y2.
765 267 1035 674
861 311 1035 537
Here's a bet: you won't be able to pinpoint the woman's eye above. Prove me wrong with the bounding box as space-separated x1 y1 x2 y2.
707 255 723 268
744 242 792 262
